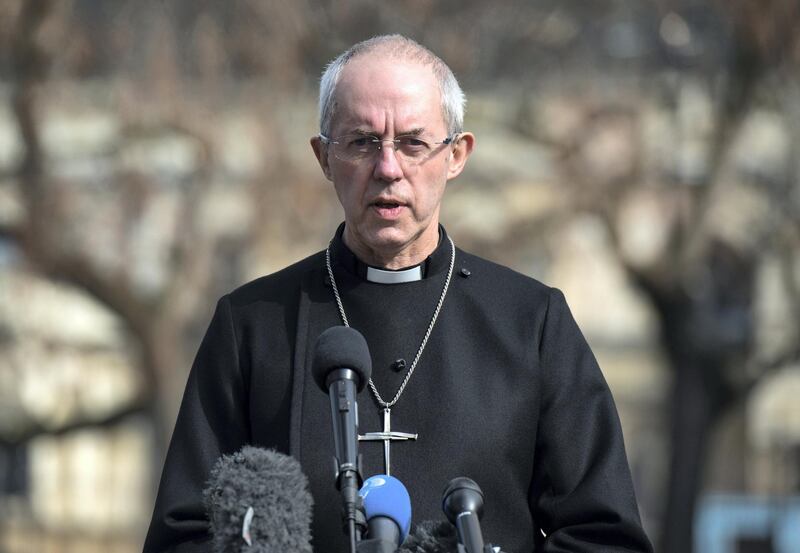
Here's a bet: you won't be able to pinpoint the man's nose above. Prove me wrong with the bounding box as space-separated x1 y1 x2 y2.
372 141 404 181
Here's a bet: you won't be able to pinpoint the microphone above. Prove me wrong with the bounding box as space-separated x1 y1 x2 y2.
359 475 412 549
399 520 459 553
312 326 372 480
202 446 313 553
442 478 489 553
312 326 373 550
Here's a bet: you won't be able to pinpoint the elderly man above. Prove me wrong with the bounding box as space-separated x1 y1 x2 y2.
144 35 652 553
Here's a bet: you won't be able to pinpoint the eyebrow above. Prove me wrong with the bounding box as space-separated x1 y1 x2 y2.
351 128 377 136
397 128 425 137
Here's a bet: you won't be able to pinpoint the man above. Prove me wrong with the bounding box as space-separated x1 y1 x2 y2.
144 35 652 552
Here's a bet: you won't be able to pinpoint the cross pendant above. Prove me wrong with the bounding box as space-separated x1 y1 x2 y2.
358 408 417 476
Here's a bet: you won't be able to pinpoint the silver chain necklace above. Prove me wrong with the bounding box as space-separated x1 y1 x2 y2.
324 236 456 408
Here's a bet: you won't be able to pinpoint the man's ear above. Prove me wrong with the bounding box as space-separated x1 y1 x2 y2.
446 132 475 181
311 136 333 181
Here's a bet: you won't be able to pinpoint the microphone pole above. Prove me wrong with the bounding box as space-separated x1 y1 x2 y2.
331 366 364 553
312 326 373 553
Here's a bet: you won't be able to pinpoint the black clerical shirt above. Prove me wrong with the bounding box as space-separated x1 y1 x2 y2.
143 225 652 553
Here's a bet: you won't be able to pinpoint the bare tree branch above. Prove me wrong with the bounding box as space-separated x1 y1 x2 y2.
0 399 149 448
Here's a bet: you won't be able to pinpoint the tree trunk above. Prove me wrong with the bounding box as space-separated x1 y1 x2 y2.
659 362 722 553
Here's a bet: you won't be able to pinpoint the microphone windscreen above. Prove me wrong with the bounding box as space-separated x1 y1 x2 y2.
399 520 459 553
312 326 372 392
359 475 412 541
203 446 313 553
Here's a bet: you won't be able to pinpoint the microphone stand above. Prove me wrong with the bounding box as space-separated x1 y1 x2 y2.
311 327 373 553
325 368 366 553
337 461 366 553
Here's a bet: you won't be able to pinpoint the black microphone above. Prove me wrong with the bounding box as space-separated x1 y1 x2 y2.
312 326 373 550
442 478 489 553
312 326 372 481
202 446 313 553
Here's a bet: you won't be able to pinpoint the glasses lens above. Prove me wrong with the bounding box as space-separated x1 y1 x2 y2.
395 136 432 160
332 134 378 162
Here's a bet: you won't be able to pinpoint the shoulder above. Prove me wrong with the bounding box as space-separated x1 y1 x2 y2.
455 248 557 308
226 250 325 308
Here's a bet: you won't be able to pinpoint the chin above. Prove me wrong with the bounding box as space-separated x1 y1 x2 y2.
349 218 428 256
366 227 413 251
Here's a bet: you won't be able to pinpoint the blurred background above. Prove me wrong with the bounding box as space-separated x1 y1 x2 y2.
1 1 799 552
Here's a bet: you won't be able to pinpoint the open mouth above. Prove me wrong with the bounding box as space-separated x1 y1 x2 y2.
371 199 406 218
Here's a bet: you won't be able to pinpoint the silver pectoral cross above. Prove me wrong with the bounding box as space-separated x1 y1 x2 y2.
358 408 417 476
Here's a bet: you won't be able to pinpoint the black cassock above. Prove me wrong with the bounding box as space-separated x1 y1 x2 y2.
143 225 653 553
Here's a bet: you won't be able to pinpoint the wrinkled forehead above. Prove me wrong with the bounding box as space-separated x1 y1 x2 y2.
330 57 446 135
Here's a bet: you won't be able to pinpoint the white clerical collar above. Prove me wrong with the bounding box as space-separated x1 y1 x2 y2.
366 265 423 284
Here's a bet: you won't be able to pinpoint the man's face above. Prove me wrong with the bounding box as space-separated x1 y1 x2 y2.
311 56 473 267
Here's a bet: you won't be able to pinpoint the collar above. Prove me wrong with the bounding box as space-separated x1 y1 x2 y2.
330 222 451 284
366 265 423 284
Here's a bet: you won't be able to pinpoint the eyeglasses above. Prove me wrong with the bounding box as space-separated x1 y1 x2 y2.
319 132 459 165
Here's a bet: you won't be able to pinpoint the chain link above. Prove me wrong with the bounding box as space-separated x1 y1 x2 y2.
325 237 456 408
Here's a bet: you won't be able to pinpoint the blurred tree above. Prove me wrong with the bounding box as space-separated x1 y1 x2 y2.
0 0 330 463
509 2 800 551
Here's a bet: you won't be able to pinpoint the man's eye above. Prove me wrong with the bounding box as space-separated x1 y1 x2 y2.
348 136 376 148
398 137 429 149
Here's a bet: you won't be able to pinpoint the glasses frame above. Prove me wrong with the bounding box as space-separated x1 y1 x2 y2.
319 132 460 165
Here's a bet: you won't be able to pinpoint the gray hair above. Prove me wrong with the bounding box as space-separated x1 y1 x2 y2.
318 34 466 136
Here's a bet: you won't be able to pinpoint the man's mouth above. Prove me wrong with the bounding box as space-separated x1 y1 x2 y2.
371 199 406 218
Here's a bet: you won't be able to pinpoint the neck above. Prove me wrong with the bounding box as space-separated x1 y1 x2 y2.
343 226 439 270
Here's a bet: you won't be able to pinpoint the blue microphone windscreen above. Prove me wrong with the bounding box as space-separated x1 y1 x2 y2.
359 475 412 542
